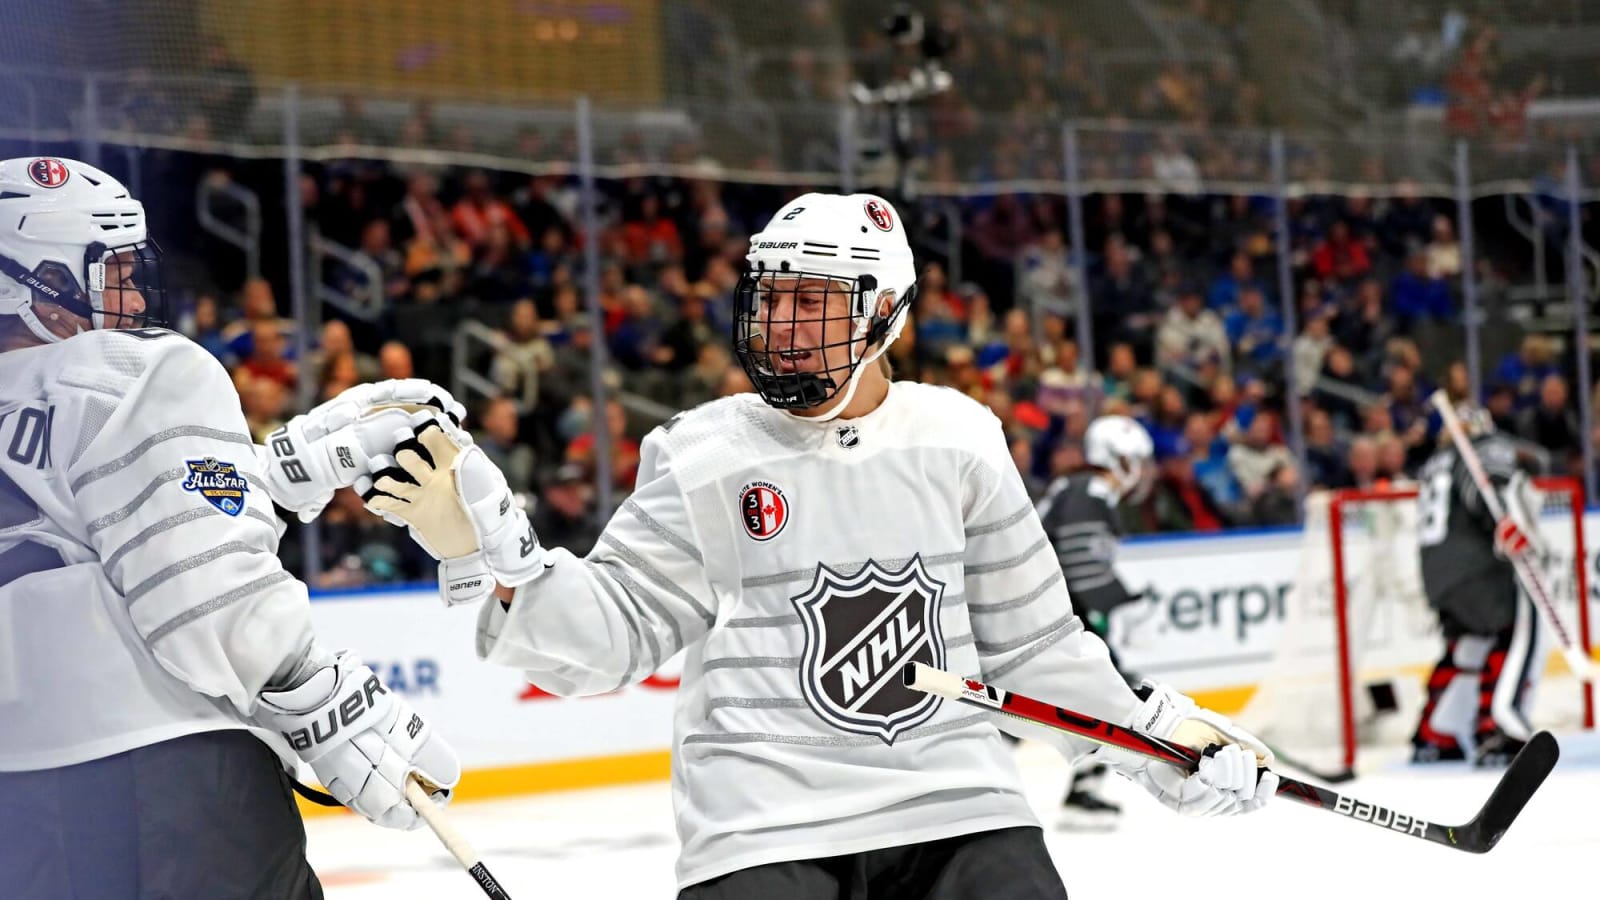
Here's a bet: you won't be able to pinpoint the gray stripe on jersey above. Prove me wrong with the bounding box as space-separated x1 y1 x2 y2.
103 506 215 577
124 541 267 606
244 507 277 531
965 536 1050 576
583 557 664 677
741 551 965 589
702 656 801 670
622 498 703 565
1065 570 1118 590
725 591 968 629
70 427 252 492
1050 522 1110 537
945 632 975 650
682 712 990 748
974 612 1079 654
965 502 1033 538
706 697 810 710
725 614 801 628
968 569 1063 616
146 570 293 645
85 467 186 536
597 532 715 627
985 616 1085 681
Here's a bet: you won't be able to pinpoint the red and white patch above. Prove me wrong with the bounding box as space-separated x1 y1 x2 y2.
863 198 894 232
739 480 789 541
27 158 70 189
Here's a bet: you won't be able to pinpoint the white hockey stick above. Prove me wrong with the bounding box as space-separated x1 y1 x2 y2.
1429 390 1593 681
405 779 516 899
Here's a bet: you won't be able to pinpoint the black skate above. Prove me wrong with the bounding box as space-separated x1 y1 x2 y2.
1410 739 1467 764
1057 789 1121 832
1473 732 1527 768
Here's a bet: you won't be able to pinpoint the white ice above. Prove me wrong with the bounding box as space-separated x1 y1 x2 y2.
308 733 1600 898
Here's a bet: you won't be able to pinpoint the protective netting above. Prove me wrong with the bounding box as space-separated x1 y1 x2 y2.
1237 482 1593 773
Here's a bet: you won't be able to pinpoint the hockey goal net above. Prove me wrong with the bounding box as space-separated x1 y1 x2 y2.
1238 478 1593 774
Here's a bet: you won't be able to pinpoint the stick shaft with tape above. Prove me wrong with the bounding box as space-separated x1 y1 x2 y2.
404 780 515 899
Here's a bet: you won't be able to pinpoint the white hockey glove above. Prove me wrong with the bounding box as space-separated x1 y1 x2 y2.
256 379 467 523
255 650 460 830
1101 682 1277 817
360 419 545 606
1495 471 1549 562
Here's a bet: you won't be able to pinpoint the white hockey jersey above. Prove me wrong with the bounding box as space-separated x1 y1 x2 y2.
0 329 308 771
477 381 1142 887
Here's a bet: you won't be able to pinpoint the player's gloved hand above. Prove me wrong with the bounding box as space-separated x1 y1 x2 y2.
255 650 460 830
1493 517 1531 560
256 379 467 522
359 419 545 606
1101 681 1277 817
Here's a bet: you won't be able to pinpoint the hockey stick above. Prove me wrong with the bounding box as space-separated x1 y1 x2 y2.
405 779 516 899
904 663 1558 853
1428 390 1594 681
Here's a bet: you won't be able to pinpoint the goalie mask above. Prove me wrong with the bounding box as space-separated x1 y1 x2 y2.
0 157 170 344
733 193 917 419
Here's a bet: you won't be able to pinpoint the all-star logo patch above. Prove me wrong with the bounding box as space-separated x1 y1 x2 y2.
793 555 947 745
181 457 249 516
836 425 860 449
739 480 789 541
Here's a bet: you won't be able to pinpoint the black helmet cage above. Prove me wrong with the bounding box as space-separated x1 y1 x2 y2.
0 238 170 333
732 263 913 410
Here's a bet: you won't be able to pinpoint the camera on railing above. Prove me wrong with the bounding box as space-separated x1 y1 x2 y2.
849 4 956 106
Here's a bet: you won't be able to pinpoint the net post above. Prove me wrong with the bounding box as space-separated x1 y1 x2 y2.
1329 490 1357 771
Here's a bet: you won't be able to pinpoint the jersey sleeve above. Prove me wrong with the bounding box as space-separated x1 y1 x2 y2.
476 426 717 696
961 413 1140 758
65 332 313 716
1454 437 1519 529
1036 478 1135 616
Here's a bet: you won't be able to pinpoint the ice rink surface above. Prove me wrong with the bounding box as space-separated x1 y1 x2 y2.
308 733 1600 898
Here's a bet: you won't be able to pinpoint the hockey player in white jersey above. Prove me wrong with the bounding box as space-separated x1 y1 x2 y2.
0 157 460 899
361 192 1277 898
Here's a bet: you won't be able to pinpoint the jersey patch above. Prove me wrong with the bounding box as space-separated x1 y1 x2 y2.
793 555 948 745
739 480 789 541
835 425 860 449
180 457 249 516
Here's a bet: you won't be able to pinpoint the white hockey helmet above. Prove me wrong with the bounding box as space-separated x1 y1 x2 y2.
0 156 169 344
733 192 917 415
1084 415 1154 501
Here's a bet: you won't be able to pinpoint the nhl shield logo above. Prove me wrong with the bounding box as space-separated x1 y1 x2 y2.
181 457 249 516
793 555 948 745
835 425 860 449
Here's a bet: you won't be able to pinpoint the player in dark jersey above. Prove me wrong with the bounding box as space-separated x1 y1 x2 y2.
1034 415 1152 828
1412 409 1545 767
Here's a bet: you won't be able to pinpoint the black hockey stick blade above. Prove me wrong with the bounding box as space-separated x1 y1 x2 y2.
1450 730 1559 853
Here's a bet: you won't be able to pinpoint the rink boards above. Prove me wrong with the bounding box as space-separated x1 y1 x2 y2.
301 513 1600 809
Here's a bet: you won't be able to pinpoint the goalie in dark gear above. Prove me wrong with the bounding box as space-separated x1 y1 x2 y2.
1411 408 1548 768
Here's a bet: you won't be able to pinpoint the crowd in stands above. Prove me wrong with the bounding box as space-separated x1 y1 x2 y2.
161 145 1599 589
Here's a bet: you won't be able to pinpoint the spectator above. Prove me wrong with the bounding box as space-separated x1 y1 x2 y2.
1252 463 1301 525
1222 286 1284 376
1099 342 1138 404
492 299 556 407
313 319 379 384
1334 278 1395 364
1019 228 1079 315
240 375 287 444
1425 214 1462 280
221 277 293 364
1184 413 1243 512
1153 453 1228 532
476 396 537 495
1516 374 1582 458
1310 220 1372 285
378 341 415 380
1208 250 1264 311
531 462 601 556
1390 249 1453 325
1156 284 1230 374
1346 436 1381 490
1090 237 1157 355
1304 408 1349 488
1291 306 1334 395
1227 414 1294 501
621 193 684 271
1492 335 1559 409
565 399 641 497
452 169 531 253
184 294 229 361
239 321 296 390
609 285 670 371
